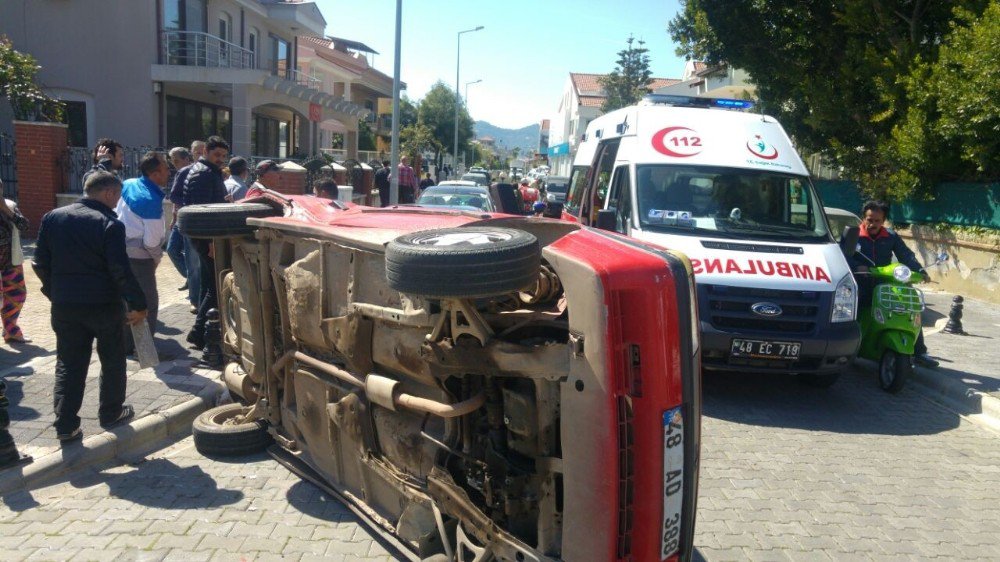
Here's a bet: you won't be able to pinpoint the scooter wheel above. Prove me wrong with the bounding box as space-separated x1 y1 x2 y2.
878 350 912 393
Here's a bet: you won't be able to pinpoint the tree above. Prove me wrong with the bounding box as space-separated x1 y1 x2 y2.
400 122 440 161
599 36 654 113
399 95 419 128
892 2 1000 191
358 119 376 151
667 0 992 199
0 35 62 122
416 81 474 168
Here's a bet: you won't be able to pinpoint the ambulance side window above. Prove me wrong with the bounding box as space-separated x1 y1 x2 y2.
565 166 590 217
607 165 632 234
587 140 620 225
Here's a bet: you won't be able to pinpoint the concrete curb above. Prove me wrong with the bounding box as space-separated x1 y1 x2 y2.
0 381 225 495
911 365 1000 433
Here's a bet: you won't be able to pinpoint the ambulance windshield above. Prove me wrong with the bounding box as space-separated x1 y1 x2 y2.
635 165 832 242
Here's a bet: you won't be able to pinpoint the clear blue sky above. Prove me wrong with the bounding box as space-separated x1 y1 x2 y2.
313 0 687 128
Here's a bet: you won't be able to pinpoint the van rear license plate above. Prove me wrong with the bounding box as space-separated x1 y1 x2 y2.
662 407 684 558
730 339 801 359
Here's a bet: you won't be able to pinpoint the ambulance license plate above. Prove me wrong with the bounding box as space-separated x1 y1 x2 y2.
661 407 684 558
730 339 801 360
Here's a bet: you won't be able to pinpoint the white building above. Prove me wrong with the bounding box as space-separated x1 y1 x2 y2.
654 61 756 99
547 73 680 176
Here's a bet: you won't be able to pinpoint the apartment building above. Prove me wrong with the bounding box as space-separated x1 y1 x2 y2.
0 0 371 158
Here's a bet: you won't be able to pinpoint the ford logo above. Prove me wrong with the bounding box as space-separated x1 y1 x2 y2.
751 302 783 317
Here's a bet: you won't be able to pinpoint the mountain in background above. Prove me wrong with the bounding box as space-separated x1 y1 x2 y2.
474 121 540 153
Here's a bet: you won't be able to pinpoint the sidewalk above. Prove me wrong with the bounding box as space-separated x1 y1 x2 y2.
0 244 224 493
912 289 1000 430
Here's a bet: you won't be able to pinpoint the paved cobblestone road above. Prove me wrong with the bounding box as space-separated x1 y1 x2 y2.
3 363 998 561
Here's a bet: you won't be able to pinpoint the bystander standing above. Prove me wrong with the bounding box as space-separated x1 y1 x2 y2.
224 157 250 201
0 179 29 344
82 138 124 187
375 160 391 207
314 179 339 200
168 145 202 310
182 136 230 350
33 172 147 442
116 152 168 349
165 147 192 288
398 156 418 204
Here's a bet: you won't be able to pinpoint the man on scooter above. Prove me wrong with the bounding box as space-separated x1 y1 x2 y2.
848 200 939 368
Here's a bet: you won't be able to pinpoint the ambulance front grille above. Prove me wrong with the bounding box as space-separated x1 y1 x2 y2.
700 284 821 334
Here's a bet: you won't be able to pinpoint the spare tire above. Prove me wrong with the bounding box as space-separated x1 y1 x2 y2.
192 403 272 457
177 202 279 238
385 227 540 298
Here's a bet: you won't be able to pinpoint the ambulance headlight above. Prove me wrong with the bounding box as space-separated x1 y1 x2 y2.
893 265 912 282
832 274 858 323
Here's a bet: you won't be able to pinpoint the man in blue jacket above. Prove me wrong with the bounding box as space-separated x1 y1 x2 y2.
849 200 938 368
34 172 148 441
183 136 229 350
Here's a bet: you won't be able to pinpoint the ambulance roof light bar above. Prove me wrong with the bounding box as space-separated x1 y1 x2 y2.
640 94 754 110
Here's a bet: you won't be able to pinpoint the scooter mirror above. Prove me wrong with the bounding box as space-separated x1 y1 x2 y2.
840 226 860 257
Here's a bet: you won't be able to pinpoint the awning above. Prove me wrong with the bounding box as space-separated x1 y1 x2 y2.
547 142 570 157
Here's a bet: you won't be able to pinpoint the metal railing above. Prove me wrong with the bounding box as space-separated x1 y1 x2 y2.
161 30 254 69
0 133 16 201
64 146 167 194
286 69 322 89
320 148 348 159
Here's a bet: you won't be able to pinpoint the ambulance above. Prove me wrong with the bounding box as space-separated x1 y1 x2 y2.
564 95 860 386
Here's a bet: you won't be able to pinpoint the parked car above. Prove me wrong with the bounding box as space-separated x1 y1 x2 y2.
825 207 862 239
418 183 496 212
544 176 571 203
178 193 702 562
461 171 491 186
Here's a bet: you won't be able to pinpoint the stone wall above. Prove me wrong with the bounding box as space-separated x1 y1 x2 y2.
13 121 67 237
899 225 1000 304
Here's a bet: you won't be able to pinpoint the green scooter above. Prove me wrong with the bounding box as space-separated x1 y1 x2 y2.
852 250 947 393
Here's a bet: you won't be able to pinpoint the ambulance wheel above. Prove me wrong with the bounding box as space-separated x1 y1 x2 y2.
385 227 540 298
878 350 911 394
799 371 841 388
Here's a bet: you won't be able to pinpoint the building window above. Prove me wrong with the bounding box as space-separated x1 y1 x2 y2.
162 0 205 32
270 35 291 79
167 96 231 149
248 28 258 68
61 101 88 147
218 12 232 42
252 114 291 158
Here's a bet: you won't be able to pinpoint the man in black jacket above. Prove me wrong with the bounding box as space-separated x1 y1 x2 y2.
81 138 124 188
182 135 229 349
375 160 391 207
849 200 938 368
33 172 148 442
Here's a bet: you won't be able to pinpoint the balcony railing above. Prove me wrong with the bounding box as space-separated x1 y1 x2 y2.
161 30 254 69
287 69 322 89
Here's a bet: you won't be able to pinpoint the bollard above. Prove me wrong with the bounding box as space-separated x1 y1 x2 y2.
0 379 33 470
942 295 966 335
202 308 224 368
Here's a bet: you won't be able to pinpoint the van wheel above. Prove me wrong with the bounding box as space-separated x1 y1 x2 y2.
385 227 540 298
177 202 279 238
798 371 841 388
878 350 911 393
192 403 272 457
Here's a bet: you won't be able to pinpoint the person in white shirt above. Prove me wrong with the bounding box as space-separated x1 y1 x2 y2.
115 152 168 343
224 156 250 201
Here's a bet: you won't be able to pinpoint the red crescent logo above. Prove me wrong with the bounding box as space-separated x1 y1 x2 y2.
652 126 701 157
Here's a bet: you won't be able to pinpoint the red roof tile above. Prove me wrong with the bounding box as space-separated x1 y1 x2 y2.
570 73 681 107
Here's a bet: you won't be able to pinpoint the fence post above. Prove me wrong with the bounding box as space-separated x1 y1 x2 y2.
13 121 68 237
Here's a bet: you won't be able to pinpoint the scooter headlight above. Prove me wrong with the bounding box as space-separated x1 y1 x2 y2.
893 265 912 282
832 274 858 323
874 308 885 324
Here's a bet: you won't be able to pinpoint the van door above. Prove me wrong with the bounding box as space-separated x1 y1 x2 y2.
605 164 633 235
581 139 620 226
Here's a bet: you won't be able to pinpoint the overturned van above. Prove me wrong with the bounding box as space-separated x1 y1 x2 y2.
178 193 701 561
564 95 860 386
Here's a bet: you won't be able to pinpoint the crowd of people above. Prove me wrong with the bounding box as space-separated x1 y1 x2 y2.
28 135 354 442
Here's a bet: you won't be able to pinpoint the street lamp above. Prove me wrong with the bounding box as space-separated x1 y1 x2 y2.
464 79 482 168
453 25 483 178
388 0 403 205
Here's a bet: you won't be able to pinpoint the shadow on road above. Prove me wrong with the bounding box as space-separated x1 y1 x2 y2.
703 367 961 436
0 342 50 373
96 457 246 509
0 371 40 421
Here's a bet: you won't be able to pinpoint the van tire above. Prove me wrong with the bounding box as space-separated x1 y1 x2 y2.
386 227 540 298
177 202 279 238
192 403 272 457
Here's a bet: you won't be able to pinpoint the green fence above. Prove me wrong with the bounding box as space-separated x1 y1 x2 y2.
814 181 1000 229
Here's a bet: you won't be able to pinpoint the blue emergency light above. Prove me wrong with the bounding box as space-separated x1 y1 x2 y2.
642 94 755 110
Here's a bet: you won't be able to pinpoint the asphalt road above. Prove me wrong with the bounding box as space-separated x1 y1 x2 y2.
3 361 998 561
